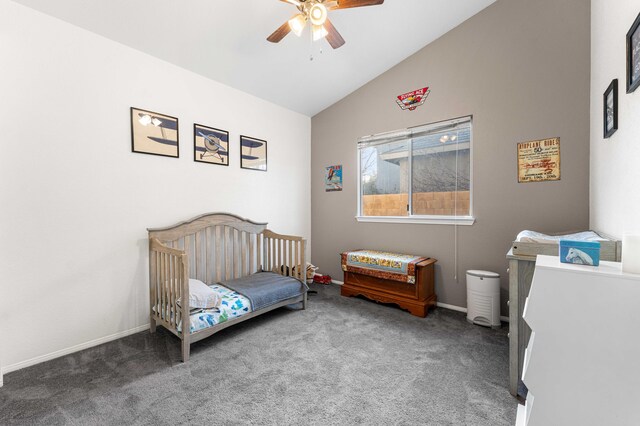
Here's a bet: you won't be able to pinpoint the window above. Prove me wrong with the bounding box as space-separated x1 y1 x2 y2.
357 116 474 225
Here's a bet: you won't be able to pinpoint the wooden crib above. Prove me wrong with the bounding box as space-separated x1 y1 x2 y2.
147 213 306 361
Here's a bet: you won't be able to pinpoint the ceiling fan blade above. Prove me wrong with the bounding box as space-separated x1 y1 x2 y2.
331 0 384 9
267 20 292 43
280 0 301 6
324 18 345 49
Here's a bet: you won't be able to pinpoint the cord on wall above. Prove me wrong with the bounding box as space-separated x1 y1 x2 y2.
454 133 459 282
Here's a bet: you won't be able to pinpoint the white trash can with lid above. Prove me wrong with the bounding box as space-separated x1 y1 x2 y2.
466 270 501 328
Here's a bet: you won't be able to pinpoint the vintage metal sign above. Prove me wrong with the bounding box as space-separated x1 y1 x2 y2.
517 137 561 183
396 87 430 111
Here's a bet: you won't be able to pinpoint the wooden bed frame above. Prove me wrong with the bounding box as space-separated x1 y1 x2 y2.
341 258 437 317
147 213 306 362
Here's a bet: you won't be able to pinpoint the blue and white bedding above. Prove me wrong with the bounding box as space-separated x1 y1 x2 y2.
173 284 252 334
158 273 306 334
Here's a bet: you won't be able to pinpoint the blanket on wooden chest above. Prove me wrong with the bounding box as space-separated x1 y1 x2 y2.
341 250 428 284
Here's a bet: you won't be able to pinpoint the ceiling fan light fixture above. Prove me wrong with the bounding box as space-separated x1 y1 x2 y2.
288 13 307 37
309 3 328 26
312 24 328 41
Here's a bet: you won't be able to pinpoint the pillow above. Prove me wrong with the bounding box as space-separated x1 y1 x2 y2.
176 279 221 310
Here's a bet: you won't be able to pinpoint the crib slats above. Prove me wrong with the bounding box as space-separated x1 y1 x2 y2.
300 240 305 281
158 252 162 314
174 254 178 327
293 241 300 282
174 255 179 326
213 226 221 282
287 240 291 277
149 249 156 324
271 237 275 272
273 238 276 272
277 239 281 273
167 254 171 327
240 231 245 277
183 235 191 278
205 227 212 284
157 252 161 316
166 253 171 326
266 235 270 272
249 234 255 274
170 254 175 327
225 226 232 281
258 234 263 272
241 232 247 276
174 255 179 327
234 229 240 279
195 230 202 281
163 252 168 319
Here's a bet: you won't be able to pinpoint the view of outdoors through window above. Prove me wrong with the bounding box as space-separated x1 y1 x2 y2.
359 118 471 218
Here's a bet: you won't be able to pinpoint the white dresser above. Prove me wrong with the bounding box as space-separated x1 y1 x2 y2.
517 255 640 425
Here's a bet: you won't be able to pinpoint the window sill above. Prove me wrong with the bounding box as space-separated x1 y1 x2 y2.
355 215 476 226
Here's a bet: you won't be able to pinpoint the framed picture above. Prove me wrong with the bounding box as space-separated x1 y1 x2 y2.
325 165 343 191
517 137 561 183
194 124 229 166
130 107 179 158
603 79 618 138
627 12 640 93
240 135 267 171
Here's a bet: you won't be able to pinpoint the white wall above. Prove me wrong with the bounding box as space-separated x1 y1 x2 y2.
0 0 311 374
591 0 640 236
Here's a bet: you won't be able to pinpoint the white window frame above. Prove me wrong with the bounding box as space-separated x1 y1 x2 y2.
356 116 475 225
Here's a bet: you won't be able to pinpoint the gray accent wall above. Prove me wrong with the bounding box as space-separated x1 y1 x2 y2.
311 0 591 313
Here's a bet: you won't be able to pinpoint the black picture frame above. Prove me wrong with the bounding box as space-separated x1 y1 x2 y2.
130 107 179 158
240 135 267 171
626 12 640 93
193 123 229 166
603 79 618 138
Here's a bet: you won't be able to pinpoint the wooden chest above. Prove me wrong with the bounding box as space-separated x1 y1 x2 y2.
341 258 437 317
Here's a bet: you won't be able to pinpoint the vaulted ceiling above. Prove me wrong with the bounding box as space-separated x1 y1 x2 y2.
12 0 496 116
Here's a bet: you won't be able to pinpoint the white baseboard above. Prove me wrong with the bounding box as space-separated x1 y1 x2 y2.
1 324 150 376
437 302 467 313
437 302 509 323
331 279 343 285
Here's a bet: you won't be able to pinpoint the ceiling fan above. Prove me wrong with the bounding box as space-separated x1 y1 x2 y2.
267 0 384 49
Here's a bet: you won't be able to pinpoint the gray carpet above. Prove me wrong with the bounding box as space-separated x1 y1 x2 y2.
0 284 517 425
